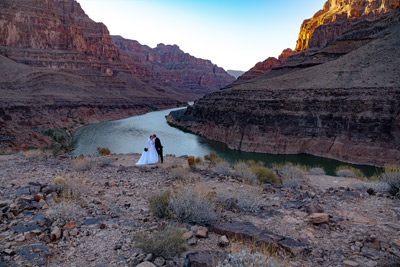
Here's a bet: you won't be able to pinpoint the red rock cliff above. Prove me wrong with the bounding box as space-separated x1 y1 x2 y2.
295 0 400 52
112 37 235 98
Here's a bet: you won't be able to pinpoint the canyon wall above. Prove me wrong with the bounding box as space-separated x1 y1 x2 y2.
112 36 235 98
168 5 400 167
295 0 400 52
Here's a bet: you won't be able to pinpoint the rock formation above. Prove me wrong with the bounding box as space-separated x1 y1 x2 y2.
112 36 235 99
228 48 296 87
295 0 400 52
167 5 400 167
0 0 233 150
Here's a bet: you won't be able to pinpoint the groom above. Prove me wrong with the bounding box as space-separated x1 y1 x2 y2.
153 134 163 163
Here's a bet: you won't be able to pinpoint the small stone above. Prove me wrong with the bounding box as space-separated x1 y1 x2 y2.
99 223 106 229
196 226 208 238
309 213 330 224
87 255 96 262
4 249 15 255
50 226 62 241
153 256 166 266
64 222 76 230
218 235 230 247
188 237 197 246
136 262 156 267
102 204 109 211
144 253 153 262
343 260 359 267
70 229 78 236
114 243 122 250
15 234 25 242
63 230 69 238
35 193 44 202
181 231 193 240
305 203 324 214
24 232 35 240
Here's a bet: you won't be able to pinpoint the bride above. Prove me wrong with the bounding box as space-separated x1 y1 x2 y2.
136 135 159 165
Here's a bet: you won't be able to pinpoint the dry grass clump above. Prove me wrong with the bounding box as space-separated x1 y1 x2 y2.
24 149 45 160
97 157 113 167
217 184 264 212
148 191 172 218
204 152 222 165
335 165 364 179
168 186 218 225
214 161 234 176
188 155 196 168
46 201 83 224
379 165 400 195
72 156 93 172
232 162 257 184
169 166 189 180
195 157 203 164
97 147 111 156
272 163 306 180
134 225 186 259
215 238 285 267
54 175 84 201
308 167 326 175
250 166 279 184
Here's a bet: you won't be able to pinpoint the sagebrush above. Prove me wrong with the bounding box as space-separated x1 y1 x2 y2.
134 225 186 258
72 156 93 172
168 188 218 225
148 191 172 218
47 201 83 224
335 166 364 179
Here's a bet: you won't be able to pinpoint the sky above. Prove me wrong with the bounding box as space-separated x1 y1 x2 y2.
79 0 327 71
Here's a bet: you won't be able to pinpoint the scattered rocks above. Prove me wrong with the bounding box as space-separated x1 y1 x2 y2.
309 213 330 224
218 235 229 247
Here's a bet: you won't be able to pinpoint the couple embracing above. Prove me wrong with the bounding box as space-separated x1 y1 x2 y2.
136 134 163 165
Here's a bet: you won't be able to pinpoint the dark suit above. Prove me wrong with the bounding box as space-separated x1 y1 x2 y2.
154 137 163 163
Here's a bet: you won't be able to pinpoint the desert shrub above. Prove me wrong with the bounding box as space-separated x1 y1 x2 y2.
217 185 263 212
24 149 45 160
373 181 391 193
148 191 172 218
204 152 222 165
195 157 202 164
168 188 218 225
379 166 400 195
187 156 195 168
170 167 188 180
335 166 364 179
134 225 186 259
54 176 82 201
251 166 279 184
41 127 71 154
97 147 111 156
47 201 83 224
72 156 93 172
308 167 326 176
282 178 302 189
214 161 233 176
233 162 257 184
272 163 306 180
217 250 283 267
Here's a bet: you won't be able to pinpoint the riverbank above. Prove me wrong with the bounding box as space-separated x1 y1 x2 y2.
0 101 185 154
0 152 399 266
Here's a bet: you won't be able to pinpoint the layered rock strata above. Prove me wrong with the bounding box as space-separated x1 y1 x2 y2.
229 48 295 87
295 0 400 52
167 12 400 166
112 36 235 98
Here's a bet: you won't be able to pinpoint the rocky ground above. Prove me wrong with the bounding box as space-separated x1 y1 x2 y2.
0 152 399 267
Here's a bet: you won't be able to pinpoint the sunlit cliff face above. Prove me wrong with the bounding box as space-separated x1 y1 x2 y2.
295 0 400 52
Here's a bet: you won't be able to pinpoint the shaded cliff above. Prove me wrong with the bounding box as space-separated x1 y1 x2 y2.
167 8 400 167
112 36 235 100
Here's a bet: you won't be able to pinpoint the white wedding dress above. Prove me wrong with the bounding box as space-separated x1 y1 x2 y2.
136 138 159 165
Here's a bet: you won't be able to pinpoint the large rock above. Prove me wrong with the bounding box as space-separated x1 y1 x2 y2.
213 222 309 256
167 8 400 167
186 251 227 267
295 0 400 52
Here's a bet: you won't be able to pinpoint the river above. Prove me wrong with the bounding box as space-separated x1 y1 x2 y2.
72 106 380 177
